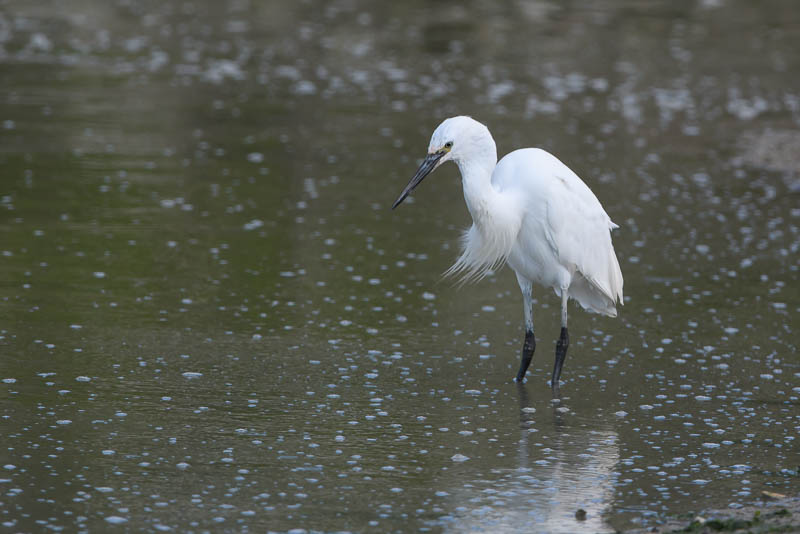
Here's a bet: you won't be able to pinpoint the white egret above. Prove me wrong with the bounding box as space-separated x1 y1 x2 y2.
392 116 623 387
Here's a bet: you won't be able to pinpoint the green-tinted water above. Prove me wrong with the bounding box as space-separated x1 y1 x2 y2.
1 1 798 532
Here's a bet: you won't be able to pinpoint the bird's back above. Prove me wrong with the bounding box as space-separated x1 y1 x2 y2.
493 148 605 213
493 148 624 315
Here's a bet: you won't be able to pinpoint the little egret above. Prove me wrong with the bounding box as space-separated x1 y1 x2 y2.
392 116 623 387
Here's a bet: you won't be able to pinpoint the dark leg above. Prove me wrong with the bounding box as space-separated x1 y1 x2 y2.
551 326 569 387
515 329 536 382
514 276 535 383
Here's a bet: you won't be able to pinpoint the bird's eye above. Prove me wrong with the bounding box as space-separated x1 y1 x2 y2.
445 141 453 149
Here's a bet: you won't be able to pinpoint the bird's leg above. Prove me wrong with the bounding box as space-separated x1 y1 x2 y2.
516 329 536 382
515 278 535 382
552 290 570 388
552 327 569 387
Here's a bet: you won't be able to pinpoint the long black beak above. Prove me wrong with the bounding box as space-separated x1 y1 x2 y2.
391 152 445 209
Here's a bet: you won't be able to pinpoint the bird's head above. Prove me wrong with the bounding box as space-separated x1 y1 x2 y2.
391 116 496 209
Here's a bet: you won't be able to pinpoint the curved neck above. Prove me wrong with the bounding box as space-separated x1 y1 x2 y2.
446 148 520 283
456 150 498 226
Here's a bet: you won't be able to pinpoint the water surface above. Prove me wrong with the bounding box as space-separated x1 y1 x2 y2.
1 0 798 531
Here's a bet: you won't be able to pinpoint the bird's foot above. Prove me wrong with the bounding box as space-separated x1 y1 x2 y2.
515 329 536 384
551 326 569 386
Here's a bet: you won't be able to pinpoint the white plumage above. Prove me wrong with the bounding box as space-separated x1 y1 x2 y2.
392 116 624 387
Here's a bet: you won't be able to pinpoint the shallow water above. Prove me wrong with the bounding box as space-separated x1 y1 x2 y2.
1 0 798 531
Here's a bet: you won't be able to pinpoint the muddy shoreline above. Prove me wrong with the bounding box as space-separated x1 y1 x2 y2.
625 495 800 533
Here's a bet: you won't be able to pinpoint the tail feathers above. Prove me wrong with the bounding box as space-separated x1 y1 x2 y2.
567 272 619 317
573 235 624 312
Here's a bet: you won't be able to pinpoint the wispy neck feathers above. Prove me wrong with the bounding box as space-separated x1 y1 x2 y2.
444 153 521 285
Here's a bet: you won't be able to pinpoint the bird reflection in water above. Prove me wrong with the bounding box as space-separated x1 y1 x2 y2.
438 385 620 533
